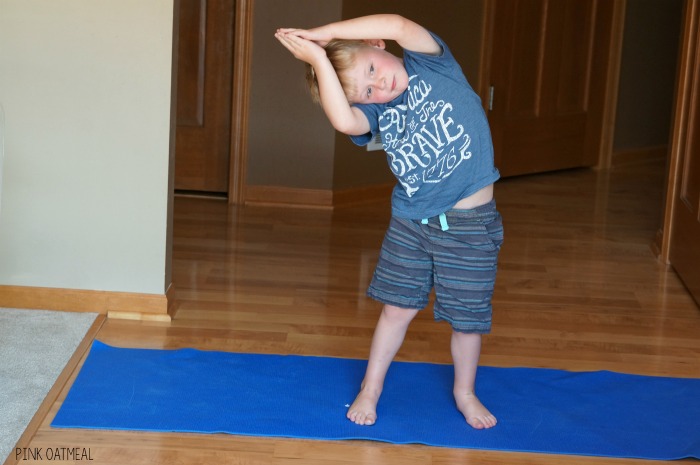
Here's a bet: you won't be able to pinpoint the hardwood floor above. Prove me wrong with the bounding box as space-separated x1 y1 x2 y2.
12 159 700 464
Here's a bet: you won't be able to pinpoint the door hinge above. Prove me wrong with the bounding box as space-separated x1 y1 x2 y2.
488 86 495 111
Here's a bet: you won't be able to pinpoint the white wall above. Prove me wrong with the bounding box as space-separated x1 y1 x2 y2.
0 0 174 294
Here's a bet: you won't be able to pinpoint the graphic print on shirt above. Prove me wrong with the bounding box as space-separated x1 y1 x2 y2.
379 75 472 197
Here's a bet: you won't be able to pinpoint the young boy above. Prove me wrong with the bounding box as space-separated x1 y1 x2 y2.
275 14 503 430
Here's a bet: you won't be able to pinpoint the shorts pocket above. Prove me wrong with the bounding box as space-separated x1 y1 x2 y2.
478 213 504 252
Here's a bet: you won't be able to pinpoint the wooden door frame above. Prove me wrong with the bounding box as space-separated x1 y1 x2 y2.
659 0 698 264
227 0 253 204
479 0 627 171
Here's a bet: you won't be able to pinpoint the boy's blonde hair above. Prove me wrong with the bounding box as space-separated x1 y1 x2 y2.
305 39 367 104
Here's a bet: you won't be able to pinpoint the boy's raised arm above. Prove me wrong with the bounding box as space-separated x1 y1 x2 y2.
312 57 371 135
275 30 370 136
305 14 440 56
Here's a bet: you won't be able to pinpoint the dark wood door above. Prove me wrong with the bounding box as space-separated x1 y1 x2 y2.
668 0 700 306
175 0 234 194
488 0 615 177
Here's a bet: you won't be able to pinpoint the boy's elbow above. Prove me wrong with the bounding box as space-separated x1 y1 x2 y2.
332 120 362 136
328 112 367 136
384 14 411 34
383 14 408 25
322 105 368 135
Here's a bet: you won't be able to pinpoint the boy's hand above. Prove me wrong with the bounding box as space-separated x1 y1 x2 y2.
276 28 331 47
275 29 327 66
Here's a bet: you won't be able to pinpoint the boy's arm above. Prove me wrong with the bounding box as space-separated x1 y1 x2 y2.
293 14 440 56
275 31 370 135
313 56 371 135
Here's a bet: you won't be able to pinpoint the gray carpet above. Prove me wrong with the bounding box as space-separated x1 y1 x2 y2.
0 308 97 463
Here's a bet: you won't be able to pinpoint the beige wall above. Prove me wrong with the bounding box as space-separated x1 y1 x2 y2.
0 0 175 295
247 0 342 190
246 0 486 191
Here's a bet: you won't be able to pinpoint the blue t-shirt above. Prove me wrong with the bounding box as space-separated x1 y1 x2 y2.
351 33 500 219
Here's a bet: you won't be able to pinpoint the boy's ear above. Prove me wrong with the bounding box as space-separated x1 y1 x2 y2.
363 39 386 49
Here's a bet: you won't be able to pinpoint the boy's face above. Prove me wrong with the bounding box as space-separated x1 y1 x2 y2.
345 46 409 104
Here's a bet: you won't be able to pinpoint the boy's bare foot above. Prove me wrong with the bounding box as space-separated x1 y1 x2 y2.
347 387 381 425
454 390 497 429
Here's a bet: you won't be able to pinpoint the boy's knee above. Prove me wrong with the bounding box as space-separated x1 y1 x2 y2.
381 304 419 324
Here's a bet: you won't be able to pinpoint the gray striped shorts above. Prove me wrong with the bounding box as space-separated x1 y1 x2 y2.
367 199 503 333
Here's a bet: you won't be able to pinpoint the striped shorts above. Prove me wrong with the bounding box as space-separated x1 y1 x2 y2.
367 199 503 333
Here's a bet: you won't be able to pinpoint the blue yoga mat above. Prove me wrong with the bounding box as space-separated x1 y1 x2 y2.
52 341 700 460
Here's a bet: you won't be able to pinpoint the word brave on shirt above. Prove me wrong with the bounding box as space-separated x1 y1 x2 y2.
378 75 472 197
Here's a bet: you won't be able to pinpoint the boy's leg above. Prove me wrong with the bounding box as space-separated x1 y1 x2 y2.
451 331 497 429
347 304 419 425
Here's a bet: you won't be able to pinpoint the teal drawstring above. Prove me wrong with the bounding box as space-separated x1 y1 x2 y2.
421 214 449 231
439 213 449 231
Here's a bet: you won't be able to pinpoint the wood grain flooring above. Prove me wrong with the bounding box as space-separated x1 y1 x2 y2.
8 159 699 465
